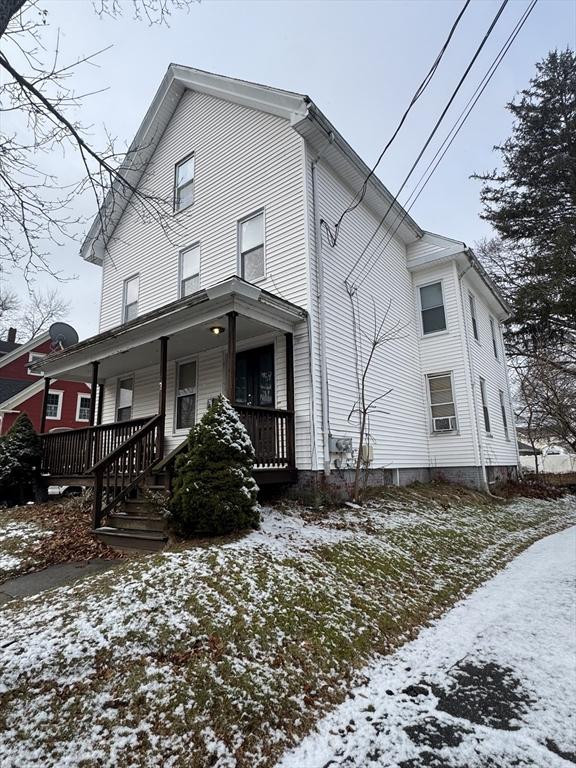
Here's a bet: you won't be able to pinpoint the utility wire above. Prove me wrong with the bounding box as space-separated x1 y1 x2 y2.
353 0 537 292
344 0 510 287
323 0 471 248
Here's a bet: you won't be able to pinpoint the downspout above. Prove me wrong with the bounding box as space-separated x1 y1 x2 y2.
310 135 334 475
455 262 488 491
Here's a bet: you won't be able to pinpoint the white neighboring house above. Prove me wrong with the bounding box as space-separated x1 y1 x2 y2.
36 65 519 508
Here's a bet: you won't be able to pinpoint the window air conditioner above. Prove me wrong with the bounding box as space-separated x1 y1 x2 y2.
433 416 457 432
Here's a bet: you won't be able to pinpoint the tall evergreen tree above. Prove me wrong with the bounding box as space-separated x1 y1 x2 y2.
474 49 576 376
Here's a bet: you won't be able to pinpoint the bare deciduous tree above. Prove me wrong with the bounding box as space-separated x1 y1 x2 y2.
0 0 197 282
0 288 70 341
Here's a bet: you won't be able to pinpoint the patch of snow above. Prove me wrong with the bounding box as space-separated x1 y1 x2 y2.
278 526 576 768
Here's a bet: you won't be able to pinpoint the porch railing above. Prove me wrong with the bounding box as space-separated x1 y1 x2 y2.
234 404 295 469
92 414 164 528
40 417 153 476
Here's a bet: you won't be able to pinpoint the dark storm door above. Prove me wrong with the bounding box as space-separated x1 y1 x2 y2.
235 345 275 462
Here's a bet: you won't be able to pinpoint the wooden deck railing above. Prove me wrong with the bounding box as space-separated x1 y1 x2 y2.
40 417 153 476
234 404 295 469
92 414 164 528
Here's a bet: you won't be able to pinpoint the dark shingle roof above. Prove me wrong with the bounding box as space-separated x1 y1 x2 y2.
0 340 21 356
0 379 31 405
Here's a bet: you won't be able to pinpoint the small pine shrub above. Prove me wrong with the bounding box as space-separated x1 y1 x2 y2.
0 413 42 505
169 395 260 536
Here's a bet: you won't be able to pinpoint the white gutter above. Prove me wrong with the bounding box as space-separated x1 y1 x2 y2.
310 138 334 476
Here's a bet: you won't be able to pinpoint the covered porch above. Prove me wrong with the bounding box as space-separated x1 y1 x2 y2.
36 278 306 527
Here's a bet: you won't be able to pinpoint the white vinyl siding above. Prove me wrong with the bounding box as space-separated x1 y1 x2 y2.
419 282 447 335
179 244 200 297
239 210 265 282
46 391 63 420
174 154 195 212
123 275 139 323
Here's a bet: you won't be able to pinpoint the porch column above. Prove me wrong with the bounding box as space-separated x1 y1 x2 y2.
96 383 104 425
285 332 296 469
40 377 51 434
157 336 169 457
227 311 237 403
89 361 99 426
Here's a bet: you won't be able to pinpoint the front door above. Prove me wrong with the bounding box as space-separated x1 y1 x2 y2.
235 345 275 407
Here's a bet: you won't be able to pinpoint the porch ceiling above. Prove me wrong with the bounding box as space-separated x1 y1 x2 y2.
36 277 307 382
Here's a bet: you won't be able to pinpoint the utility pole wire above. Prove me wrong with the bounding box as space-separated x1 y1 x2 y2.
354 0 538 293
344 0 510 288
323 0 471 248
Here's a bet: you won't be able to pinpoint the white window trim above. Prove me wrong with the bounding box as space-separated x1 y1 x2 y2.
178 242 201 298
46 389 64 421
426 371 458 435
237 208 266 283
75 393 91 423
173 356 198 434
27 351 46 376
116 376 134 422
122 274 139 324
174 152 195 213
417 279 448 338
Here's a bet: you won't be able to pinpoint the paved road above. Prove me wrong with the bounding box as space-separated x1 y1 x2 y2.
279 526 576 768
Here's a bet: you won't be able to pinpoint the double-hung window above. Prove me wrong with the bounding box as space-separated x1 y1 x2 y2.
179 244 200 297
489 317 499 359
175 360 197 430
116 378 133 422
76 394 91 422
427 373 457 432
123 275 139 323
46 391 62 420
420 282 446 335
468 294 479 341
499 390 509 440
239 211 265 282
174 154 195 211
479 377 491 433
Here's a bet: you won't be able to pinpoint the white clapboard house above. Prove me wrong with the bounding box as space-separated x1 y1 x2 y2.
36 66 519 544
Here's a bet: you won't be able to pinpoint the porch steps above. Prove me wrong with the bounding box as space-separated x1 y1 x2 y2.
95 527 168 553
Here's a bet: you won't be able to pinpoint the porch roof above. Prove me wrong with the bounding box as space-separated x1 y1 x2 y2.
35 277 307 382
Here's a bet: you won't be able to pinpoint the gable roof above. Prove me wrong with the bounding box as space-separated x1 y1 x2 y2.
0 379 31 404
0 331 50 370
81 65 423 264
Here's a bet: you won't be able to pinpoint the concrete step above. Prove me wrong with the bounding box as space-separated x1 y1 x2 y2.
95 527 168 553
107 513 168 532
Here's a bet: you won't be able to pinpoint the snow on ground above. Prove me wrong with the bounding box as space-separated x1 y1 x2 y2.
0 519 53 577
0 493 574 767
278 525 576 768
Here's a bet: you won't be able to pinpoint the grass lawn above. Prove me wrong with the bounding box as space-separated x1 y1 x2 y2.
0 484 574 767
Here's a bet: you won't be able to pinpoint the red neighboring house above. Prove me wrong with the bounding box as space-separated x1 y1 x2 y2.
0 330 91 435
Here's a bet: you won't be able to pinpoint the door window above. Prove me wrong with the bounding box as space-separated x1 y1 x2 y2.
235 345 274 407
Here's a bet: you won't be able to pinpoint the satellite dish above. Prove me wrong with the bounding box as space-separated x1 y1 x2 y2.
49 322 79 351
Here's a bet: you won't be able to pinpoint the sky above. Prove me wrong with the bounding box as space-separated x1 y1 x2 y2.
3 0 575 339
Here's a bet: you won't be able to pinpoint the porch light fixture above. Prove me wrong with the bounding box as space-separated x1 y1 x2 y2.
210 325 225 335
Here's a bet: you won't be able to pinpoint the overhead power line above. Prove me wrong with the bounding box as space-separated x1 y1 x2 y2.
344 0 510 288
322 0 471 247
353 0 538 292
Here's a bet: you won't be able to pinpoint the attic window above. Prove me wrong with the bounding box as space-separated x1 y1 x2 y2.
174 154 195 211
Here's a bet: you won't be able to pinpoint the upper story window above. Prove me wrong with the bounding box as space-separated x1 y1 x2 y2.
420 282 446 335
123 275 139 323
499 390 509 441
479 377 491 433
468 294 479 341
239 211 265 282
76 394 91 422
174 154 195 212
427 372 457 432
179 244 200 297
46 391 63 420
116 377 133 422
28 351 46 376
489 316 499 359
